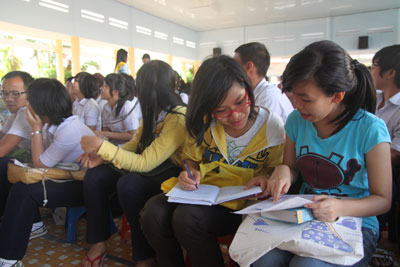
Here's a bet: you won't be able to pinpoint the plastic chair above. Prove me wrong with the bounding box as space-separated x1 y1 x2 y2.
65 206 118 243
185 234 238 267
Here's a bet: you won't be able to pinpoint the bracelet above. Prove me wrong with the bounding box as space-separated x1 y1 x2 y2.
31 130 42 136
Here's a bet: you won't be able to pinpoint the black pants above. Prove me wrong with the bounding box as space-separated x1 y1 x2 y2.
141 193 243 267
84 163 181 261
0 157 13 217
0 179 84 260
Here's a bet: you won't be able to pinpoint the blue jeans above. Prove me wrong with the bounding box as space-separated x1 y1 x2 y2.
251 227 377 267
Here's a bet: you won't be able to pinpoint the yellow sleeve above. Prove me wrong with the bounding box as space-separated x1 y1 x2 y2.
120 121 142 152
97 112 186 172
181 136 205 164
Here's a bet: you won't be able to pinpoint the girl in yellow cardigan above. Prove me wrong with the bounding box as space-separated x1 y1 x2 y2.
79 60 187 267
141 55 286 267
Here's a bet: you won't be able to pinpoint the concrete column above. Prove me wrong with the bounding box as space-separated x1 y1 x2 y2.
193 60 199 75
55 39 64 83
70 36 81 75
128 47 135 75
182 62 187 82
167 55 173 66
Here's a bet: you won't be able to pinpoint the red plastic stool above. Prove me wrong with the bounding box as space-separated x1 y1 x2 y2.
120 213 131 242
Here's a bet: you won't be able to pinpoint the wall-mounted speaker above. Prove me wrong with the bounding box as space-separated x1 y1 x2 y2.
213 47 222 57
358 36 368 49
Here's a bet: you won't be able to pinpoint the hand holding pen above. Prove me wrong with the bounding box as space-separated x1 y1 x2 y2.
179 159 200 190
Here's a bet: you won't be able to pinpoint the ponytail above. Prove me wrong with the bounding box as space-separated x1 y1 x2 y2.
346 59 376 114
282 40 377 134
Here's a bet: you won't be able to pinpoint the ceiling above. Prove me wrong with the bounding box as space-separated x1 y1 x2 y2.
115 0 400 32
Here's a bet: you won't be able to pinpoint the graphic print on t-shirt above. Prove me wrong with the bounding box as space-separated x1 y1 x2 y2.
297 146 361 195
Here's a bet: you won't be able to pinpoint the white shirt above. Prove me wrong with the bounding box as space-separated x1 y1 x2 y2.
225 107 266 163
101 98 142 132
176 91 189 105
376 90 400 152
253 79 294 123
40 115 95 167
1 107 32 149
72 98 101 129
96 96 108 114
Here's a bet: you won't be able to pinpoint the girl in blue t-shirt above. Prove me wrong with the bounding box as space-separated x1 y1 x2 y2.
250 40 392 267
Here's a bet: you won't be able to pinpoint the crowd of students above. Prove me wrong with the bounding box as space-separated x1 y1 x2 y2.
0 40 398 267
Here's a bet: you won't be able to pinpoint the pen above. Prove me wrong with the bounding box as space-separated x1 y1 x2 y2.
183 160 198 189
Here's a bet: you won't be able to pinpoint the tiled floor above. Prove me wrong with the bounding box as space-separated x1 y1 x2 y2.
22 209 134 266
19 208 400 266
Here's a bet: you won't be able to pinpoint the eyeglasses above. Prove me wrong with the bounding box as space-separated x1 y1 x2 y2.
212 91 251 120
370 62 379 70
72 78 80 83
0 91 27 99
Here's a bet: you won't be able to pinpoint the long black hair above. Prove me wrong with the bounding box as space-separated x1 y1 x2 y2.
115 49 128 70
104 73 134 117
281 40 376 134
74 72 99 99
27 78 72 125
135 60 183 153
186 55 256 145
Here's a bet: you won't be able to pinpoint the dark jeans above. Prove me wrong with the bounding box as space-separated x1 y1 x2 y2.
84 164 122 244
84 163 181 261
0 179 84 260
141 193 243 267
117 167 181 261
0 157 13 217
0 157 41 222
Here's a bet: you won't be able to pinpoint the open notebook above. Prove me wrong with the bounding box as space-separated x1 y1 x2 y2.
166 182 262 206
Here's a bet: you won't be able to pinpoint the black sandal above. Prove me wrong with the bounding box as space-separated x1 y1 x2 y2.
369 248 395 267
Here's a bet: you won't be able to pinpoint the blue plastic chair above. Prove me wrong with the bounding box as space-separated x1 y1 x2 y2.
65 206 118 243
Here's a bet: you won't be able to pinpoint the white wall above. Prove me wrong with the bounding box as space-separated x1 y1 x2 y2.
198 9 399 61
1 1 399 62
0 0 198 60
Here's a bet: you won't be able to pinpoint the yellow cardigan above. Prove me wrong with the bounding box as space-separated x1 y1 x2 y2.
97 106 187 172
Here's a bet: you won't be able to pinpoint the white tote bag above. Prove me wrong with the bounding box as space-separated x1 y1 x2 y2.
229 213 364 267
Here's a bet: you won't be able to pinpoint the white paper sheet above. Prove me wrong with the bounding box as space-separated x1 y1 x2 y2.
234 194 316 214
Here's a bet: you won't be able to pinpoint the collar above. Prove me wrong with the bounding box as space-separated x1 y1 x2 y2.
47 115 78 136
377 90 400 106
78 98 89 105
254 78 268 92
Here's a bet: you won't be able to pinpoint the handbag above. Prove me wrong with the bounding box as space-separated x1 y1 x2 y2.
7 163 85 184
229 213 364 267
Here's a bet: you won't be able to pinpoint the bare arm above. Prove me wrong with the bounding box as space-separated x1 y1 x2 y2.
99 130 137 142
264 135 298 198
0 134 23 157
26 105 47 168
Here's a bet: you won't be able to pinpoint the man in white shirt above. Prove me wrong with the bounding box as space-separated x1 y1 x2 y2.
371 45 400 168
0 71 33 159
371 45 400 248
0 71 44 240
234 42 293 122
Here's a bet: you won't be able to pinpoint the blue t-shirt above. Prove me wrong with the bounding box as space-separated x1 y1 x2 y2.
285 109 391 232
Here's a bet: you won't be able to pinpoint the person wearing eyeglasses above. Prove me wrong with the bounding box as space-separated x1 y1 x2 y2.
0 78 95 267
0 71 33 160
140 56 285 267
0 71 50 248
370 45 400 266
